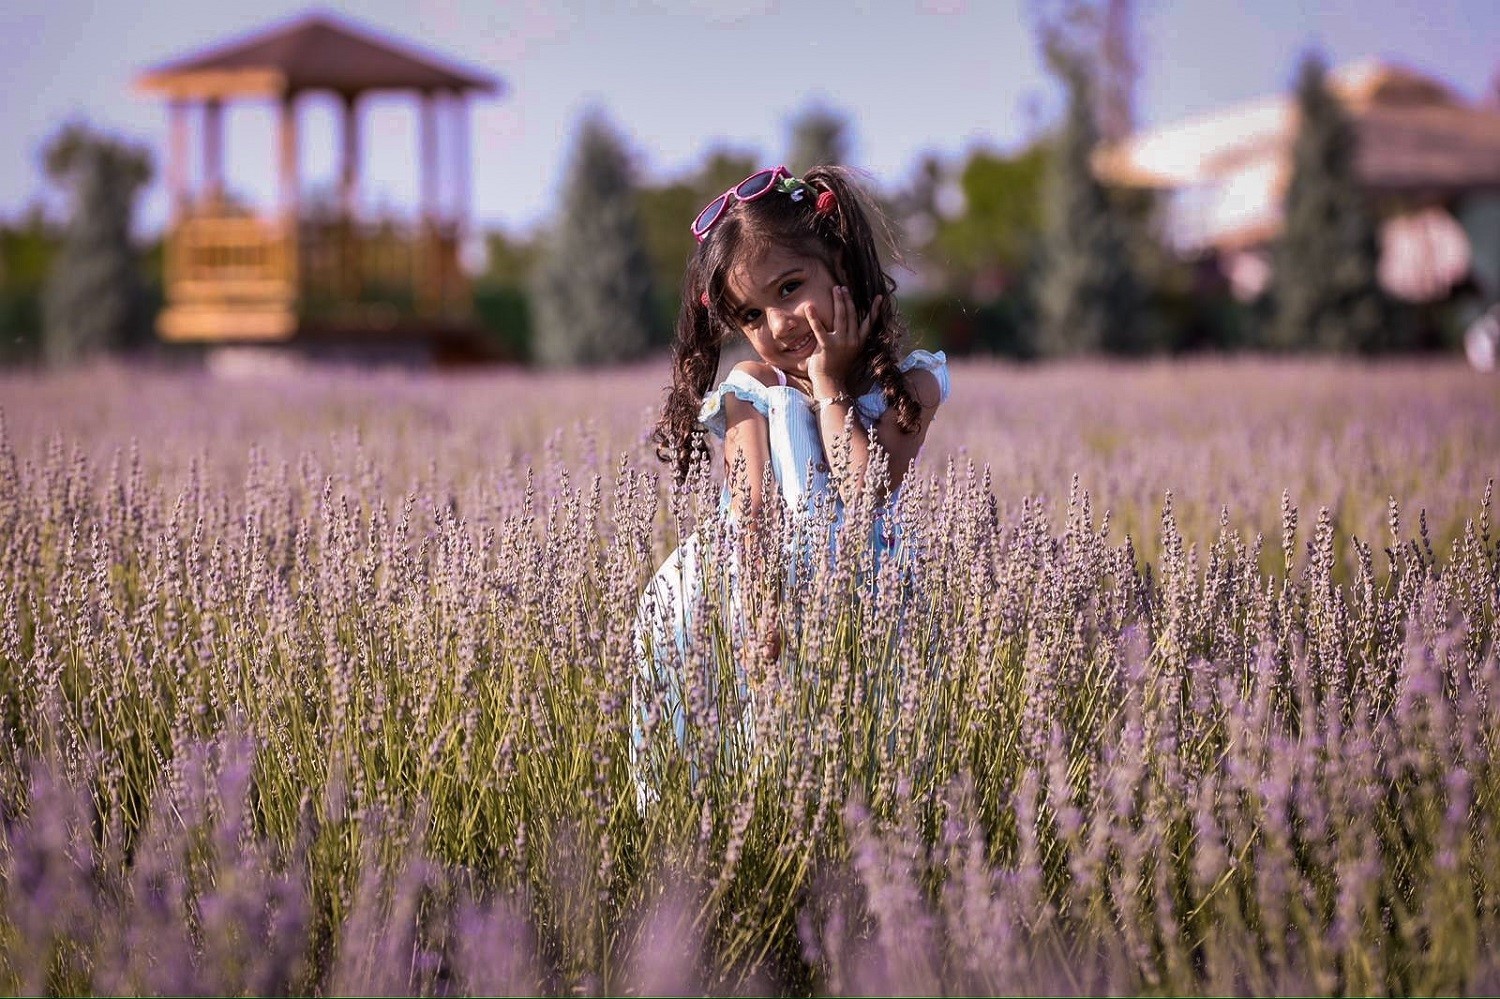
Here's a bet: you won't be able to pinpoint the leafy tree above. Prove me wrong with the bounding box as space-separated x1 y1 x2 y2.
0 204 60 291
0 204 63 364
930 145 1050 297
1096 0 1138 143
471 227 540 362
530 111 658 367
889 153 945 253
481 228 541 288
40 123 152 366
787 105 850 172
636 148 758 305
1035 65 1142 355
1269 52 1389 352
1030 0 1138 142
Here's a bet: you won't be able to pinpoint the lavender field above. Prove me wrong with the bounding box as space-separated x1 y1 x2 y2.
0 357 1497 994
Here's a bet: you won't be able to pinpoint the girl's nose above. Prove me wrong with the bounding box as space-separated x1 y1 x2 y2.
767 307 798 337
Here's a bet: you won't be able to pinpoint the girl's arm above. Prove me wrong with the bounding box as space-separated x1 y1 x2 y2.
807 287 942 504
721 378 781 662
816 368 942 502
722 385 773 517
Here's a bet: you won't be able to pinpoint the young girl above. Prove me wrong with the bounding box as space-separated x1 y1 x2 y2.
634 165 949 794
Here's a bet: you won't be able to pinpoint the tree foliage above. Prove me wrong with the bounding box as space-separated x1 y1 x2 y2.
1097 0 1138 143
1031 0 1137 142
1269 52 1389 352
0 205 62 363
787 105 851 172
635 149 758 305
1036 66 1142 355
929 145 1049 297
40 123 152 367
482 230 541 289
530 111 659 367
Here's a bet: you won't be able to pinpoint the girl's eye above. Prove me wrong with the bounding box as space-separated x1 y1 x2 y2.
780 280 802 298
741 309 763 326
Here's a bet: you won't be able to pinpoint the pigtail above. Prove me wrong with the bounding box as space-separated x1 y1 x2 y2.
653 268 721 482
802 166 923 436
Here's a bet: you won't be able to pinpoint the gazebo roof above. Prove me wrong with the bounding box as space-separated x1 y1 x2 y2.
136 12 501 100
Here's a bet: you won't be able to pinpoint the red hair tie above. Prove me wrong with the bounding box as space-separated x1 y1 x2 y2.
699 291 711 308
815 190 837 216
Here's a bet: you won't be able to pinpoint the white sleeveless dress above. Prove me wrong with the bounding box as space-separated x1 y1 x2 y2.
632 351 949 793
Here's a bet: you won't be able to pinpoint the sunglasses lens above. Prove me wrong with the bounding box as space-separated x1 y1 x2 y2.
692 194 729 236
734 169 779 200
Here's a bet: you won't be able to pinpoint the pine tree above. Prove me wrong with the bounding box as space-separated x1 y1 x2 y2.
531 111 658 367
1097 0 1138 144
41 124 152 367
787 105 851 172
1269 52 1388 352
1036 64 1142 355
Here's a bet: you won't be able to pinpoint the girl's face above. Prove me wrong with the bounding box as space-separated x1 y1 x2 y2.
723 245 839 377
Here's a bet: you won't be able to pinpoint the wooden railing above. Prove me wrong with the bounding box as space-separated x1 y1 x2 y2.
296 219 470 325
167 215 295 302
159 213 296 340
159 210 470 342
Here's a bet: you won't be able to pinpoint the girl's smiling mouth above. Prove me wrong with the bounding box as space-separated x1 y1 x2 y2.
782 332 814 355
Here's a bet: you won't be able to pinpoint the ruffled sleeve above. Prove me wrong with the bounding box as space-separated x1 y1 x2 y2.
698 369 774 440
854 349 951 425
901 349 951 404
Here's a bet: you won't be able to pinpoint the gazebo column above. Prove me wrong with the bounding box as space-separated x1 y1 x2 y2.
277 91 300 304
419 90 442 312
419 91 440 226
202 98 224 206
277 92 299 223
453 93 470 237
339 92 360 219
166 100 189 223
452 93 471 317
338 91 361 303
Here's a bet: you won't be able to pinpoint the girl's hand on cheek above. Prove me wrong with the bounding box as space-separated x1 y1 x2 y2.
806 287 880 395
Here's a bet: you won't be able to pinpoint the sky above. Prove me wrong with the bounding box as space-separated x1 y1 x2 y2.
2 0 1497 239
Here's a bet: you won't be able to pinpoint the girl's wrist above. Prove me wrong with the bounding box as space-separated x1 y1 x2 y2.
813 390 854 413
809 374 849 399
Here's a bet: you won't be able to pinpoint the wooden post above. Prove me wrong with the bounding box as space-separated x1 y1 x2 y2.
203 98 224 206
339 91 361 305
167 100 189 223
419 90 440 227
419 90 441 312
339 92 360 220
164 100 189 299
277 91 300 302
454 93 470 236
452 93 471 317
278 92 299 223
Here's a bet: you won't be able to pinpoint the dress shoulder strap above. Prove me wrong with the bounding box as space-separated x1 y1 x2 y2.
774 367 787 387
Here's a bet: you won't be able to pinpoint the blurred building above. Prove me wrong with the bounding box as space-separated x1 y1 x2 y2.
135 12 500 363
1094 60 1500 305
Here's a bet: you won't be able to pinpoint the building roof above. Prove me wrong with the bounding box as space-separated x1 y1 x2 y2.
136 12 501 100
1094 60 1500 196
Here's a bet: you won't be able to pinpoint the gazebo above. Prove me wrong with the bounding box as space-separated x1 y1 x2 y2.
135 12 500 352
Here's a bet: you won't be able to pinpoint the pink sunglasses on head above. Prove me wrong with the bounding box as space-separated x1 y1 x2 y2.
690 166 791 243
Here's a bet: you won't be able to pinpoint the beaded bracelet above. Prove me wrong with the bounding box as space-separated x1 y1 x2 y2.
814 393 853 412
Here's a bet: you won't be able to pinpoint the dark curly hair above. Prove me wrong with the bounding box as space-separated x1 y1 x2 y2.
652 166 922 482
